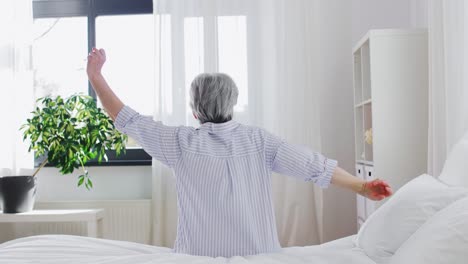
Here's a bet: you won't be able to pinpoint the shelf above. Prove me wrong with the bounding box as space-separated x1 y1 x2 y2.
354 107 364 161
353 51 362 104
352 29 427 54
354 99 372 108
361 41 372 102
363 104 373 162
353 28 429 217
356 160 374 166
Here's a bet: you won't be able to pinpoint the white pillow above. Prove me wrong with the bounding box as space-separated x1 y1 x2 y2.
439 130 468 187
355 174 468 263
390 196 468 264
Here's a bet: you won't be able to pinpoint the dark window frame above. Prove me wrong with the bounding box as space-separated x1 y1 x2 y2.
32 0 153 167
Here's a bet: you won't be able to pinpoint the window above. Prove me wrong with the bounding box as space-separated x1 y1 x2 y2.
32 0 250 166
33 17 88 99
32 0 153 166
96 15 155 117
217 16 248 113
181 15 248 120
184 17 204 119
96 14 155 149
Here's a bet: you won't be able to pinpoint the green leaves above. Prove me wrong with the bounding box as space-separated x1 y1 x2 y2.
78 174 85 187
21 94 127 189
77 172 93 190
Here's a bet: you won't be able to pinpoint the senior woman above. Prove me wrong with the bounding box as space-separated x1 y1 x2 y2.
87 48 392 258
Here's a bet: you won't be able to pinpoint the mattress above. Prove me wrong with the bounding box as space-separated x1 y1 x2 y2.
0 235 374 264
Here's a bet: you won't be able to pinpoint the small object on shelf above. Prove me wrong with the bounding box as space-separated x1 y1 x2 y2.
365 128 373 145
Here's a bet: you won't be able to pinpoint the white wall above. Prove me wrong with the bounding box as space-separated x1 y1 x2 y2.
318 0 356 243
352 0 412 44
36 166 152 201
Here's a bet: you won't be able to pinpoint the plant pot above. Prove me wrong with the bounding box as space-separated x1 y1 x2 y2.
0 176 36 214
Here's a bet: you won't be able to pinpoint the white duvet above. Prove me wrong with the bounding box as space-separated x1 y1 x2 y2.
0 235 374 264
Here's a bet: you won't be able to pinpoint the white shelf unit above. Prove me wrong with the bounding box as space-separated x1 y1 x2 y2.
353 29 429 229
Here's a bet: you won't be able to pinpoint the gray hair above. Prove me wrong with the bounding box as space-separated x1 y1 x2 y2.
189 73 239 124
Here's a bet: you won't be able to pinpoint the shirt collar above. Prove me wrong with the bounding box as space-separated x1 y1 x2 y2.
198 120 240 134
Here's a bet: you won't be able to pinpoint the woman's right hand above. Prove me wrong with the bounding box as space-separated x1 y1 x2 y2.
87 47 106 79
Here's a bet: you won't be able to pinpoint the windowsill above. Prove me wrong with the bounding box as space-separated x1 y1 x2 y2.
34 149 152 167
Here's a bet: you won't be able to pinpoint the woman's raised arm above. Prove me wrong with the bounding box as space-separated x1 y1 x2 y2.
86 47 124 120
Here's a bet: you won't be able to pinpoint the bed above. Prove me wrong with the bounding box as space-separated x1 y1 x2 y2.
2 175 467 264
1 132 468 264
0 234 373 264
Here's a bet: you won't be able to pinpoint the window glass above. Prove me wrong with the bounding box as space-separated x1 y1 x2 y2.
184 17 204 124
159 14 173 116
31 0 154 163
96 14 155 116
97 14 155 148
32 17 88 99
217 16 248 113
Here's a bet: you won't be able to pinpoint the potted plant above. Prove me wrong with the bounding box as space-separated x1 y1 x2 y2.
0 94 127 213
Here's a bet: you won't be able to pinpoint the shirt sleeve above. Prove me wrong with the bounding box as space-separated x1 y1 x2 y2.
264 131 338 188
114 105 181 168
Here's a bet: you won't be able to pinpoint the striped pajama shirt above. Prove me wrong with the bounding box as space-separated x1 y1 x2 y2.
115 105 338 258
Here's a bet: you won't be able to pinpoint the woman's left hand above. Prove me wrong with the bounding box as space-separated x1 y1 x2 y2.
361 179 393 201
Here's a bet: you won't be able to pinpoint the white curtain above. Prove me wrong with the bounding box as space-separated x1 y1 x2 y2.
428 0 468 176
0 0 34 177
152 0 326 247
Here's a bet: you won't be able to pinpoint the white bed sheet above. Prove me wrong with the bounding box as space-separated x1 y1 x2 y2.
0 235 374 264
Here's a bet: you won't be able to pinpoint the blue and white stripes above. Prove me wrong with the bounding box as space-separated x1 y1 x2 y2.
115 105 337 257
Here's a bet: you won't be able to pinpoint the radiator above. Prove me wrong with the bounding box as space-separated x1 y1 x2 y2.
0 200 152 244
